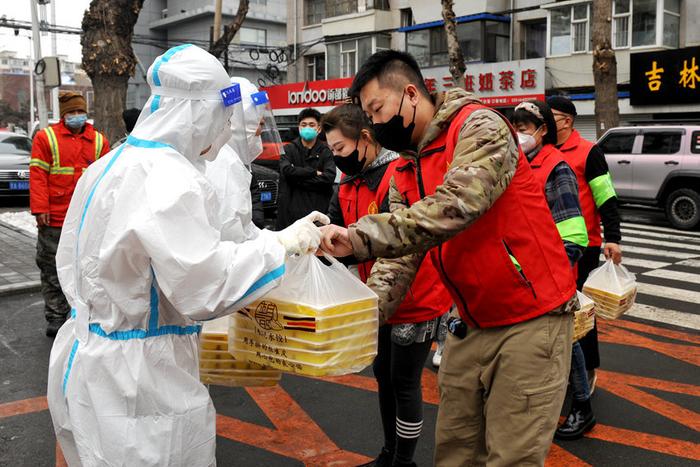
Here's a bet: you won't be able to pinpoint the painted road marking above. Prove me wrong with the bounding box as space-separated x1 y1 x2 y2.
642 268 700 286
623 236 700 252
620 245 698 260
636 282 700 306
626 303 700 331
623 222 700 237
620 228 700 244
602 256 672 270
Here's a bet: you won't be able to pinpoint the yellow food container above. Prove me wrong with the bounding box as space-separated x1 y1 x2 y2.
582 286 636 320
198 317 281 387
573 291 596 343
582 260 637 320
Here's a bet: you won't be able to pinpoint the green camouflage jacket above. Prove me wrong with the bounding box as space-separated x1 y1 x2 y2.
348 88 520 321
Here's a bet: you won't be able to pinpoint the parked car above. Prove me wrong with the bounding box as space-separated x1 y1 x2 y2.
598 125 700 230
0 132 33 197
250 162 279 229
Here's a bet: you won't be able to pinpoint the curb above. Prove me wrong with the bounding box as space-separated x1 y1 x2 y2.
0 219 37 240
0 280 42 297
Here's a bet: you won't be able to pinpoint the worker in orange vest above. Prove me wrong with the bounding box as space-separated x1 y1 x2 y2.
29 91 110 337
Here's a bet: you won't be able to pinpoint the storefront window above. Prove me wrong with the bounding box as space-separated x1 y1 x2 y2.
632 0 656 46
305 54 325 81
663 0 681 48
522 20 546 59
457 22 482 62
429 28 449 66
407 30 430 67
485 21 510 62
550 7 572 55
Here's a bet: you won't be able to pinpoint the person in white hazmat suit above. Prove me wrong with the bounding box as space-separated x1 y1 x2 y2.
47 44 329 466
205 76 273 242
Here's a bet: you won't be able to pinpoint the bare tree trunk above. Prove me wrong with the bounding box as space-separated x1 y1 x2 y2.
81 0 144 144
209 0 250 59
441 0 466 89
592 0 619 139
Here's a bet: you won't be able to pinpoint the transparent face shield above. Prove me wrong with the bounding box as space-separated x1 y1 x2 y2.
250 91 284 163
202 83 245 162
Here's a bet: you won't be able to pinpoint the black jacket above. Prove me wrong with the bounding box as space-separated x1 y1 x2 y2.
276 137 336 229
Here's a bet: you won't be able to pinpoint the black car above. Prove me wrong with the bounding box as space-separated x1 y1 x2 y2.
0 133 33 197
250 162 279 230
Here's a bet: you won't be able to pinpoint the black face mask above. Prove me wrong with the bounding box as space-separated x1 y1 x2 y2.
334 141 367 177
372 92 417 153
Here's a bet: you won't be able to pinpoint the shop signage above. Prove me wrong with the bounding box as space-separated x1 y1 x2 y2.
630 46 700 106
421 58 546 106
263 58 545 114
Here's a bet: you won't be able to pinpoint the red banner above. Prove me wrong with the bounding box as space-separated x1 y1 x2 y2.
262 78 353 111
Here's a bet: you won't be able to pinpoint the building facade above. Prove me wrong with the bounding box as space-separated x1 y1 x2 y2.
128 0 288 109
280 0 700 140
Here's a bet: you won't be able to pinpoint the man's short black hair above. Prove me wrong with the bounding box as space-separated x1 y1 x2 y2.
547 95 578 117
298 107 322 124
349 49 430 101
122 108 141 133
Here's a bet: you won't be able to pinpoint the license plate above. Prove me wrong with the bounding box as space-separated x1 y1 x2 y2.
260 191 272 202
9 181 29 190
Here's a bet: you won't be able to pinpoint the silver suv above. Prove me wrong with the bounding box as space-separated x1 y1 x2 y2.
598 125 700 230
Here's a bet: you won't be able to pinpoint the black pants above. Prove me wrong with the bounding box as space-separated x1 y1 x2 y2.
36 226 71 324
577 246 601 370
373 324 433 465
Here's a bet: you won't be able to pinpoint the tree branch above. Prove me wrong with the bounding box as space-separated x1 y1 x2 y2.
209 0 250 59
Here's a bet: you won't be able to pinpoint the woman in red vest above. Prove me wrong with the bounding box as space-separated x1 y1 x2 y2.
511 100 596 440
323 104 452 467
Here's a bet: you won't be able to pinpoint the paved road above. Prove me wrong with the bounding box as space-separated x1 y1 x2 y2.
0 205 698 466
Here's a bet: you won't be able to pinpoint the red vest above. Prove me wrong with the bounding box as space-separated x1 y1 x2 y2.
338 160 452 324
391 104 576 328
529 144 567 189
558 130 601 246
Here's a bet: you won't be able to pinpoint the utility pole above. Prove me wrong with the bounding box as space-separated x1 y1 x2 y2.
30 0 48 129
28 35 35 132
213 0 223 42
50 0 59 120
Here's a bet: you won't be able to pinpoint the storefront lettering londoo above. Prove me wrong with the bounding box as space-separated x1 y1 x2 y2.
263 59 545 116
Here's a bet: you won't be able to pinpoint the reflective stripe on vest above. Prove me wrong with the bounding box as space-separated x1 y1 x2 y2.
44 127 104 175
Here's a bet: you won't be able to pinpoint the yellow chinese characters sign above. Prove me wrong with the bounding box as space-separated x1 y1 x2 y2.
631 46 700 105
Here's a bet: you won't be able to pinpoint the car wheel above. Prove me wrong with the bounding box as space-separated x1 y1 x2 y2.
665 188 700 230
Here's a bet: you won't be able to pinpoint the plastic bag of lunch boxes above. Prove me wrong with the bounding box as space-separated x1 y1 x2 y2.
229 254 379 377
199 316 281 387
582 260 637 320
573 291 595 343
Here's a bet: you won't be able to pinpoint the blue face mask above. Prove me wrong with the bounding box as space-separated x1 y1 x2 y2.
299 126 318 142
65 114 88 130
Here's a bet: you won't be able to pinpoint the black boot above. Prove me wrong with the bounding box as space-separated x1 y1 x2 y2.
555 399 596 440
46 320 65 338
357 448 393 467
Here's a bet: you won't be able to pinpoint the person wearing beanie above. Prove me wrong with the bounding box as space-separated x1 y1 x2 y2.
511 100 595 441
29 90 110 337
547 95 623 396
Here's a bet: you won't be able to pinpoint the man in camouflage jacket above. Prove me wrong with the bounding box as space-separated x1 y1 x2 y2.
321 50 576 467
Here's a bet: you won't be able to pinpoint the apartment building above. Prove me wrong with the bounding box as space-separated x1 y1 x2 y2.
277 0 700 139
128 0 288 108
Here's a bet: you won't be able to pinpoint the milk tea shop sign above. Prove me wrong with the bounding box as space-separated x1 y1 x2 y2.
262 59 545 116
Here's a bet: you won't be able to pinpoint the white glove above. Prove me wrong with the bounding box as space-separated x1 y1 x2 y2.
276 211 330 255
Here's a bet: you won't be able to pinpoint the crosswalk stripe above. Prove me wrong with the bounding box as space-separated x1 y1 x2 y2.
622 222 700 237
621 245 698 260
601 256 671 270
676 259 700 268
623 236 700 253
636 282 700 305
625 303 700 331
620 228 700 245
642 269 700 285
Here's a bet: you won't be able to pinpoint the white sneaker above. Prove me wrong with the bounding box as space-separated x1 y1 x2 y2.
432 348 443 367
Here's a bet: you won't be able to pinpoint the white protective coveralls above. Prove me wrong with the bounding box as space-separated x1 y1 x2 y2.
47 45 292 466
205 77 265 243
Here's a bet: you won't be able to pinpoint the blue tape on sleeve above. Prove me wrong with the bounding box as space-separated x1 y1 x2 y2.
220 84 242 107
251 91 270 106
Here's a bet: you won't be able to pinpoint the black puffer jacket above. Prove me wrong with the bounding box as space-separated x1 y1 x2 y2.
276 137 336 230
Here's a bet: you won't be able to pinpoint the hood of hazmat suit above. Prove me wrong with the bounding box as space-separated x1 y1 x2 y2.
205 77 264 242
46 44 287 467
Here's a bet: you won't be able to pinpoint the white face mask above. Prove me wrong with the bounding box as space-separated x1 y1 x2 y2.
244 135 263 165
201 125 233 162
517 132 538 154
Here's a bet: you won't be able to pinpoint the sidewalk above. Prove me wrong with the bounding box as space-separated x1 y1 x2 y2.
0 220 40 296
